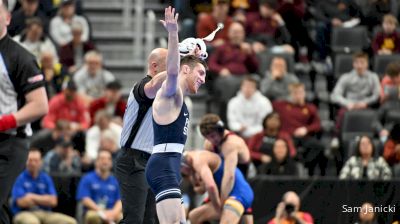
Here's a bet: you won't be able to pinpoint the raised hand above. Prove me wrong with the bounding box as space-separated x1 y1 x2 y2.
160 6 179 33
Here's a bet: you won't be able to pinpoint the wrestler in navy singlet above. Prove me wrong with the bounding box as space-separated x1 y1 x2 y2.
153 102 189 146
145 102 189 203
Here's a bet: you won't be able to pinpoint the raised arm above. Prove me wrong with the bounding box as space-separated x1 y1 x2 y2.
160 7 180 97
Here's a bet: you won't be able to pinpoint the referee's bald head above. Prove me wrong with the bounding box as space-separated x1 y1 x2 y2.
0 0 8 11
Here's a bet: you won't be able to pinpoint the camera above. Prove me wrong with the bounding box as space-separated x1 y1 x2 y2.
285 203 295 214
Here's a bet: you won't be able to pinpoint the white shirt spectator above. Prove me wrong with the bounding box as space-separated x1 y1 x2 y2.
50 15 89 46
85 122 122 161
73 66 116 99
14 34 58 62
228 90 272 138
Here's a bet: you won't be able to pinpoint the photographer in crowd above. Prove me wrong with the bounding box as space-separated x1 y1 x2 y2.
268 191 314 224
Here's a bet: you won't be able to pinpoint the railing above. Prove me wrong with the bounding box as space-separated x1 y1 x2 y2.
133 0 144 62
122 0 132 29
145 10 156 59
120 0 157 62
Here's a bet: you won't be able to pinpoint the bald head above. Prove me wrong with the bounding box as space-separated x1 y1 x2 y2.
147 48 168 77
283 191 300 210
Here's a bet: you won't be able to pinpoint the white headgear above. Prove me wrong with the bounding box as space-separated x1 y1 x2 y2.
178 23 224 60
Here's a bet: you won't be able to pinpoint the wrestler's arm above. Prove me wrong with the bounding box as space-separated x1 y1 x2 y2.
160 7 179 98
153 7 182 118
198 164 221 210
220 145 238 203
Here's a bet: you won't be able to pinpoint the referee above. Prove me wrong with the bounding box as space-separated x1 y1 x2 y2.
0 0 49 223
115 48 168 224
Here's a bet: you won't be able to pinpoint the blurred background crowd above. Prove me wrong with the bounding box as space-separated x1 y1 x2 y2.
5 0 400 223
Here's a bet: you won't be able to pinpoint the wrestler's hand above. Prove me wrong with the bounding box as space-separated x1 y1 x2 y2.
160 6 179 33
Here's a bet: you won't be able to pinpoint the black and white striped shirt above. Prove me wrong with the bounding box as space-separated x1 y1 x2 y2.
120 76 154 154
0 35 45 136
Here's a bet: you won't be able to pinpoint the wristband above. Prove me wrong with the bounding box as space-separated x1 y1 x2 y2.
0 114 17 131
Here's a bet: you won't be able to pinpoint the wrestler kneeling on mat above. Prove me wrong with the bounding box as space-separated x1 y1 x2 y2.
181 150 254 224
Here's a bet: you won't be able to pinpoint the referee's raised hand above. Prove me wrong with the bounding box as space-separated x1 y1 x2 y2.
160 6 179 33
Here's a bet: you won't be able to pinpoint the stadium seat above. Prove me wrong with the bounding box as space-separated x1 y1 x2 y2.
373 54 400 77
331 26 369 54
333 54 354 79
256 51 295 76
383 110 400 129
341 109 378 157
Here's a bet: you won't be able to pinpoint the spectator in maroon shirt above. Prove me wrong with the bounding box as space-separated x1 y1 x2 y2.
273 83 327 176
196 0 233 48
59 21 95 74
208 22 259 76
247 112 296 169
372 14 400 55
89 80 126 126
245 0 292 53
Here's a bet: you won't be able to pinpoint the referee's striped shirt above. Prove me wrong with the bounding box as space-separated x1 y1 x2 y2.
120 76 154 154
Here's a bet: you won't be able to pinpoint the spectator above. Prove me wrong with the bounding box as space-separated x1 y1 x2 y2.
273 83 327 176
89 80 126 126
43 139 81 175
277 0 315 62
77 150 122 224
73 51 116 101
11 149 76 224
30 120 73 155
260 56 299 101
13 17 57 61
331 52 381 132
354 202 378 224
380 61 400 103
247 112 296 168
42 80 90 131
258 138 299 176
208 22 259 76
383 124 400 166
8 0 48 37
49 0 90 46
376 63 400 138
59 21 95 74
245 0 293 54
314 0 362 60
364 0 398 31
227 76 272 139
339 136 392 180
372 14 400 55
84 110 122 164
268 191 314 224
196 0 233 47
99 130 121 165
40 50 69 98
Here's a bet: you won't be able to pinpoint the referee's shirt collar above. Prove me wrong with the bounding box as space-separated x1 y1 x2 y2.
0 34 9 47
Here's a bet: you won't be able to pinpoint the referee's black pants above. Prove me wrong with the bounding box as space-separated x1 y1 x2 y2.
0 135 29 224
115 147 157 224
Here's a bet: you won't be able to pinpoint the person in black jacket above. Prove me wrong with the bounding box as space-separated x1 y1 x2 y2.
258 138 299 176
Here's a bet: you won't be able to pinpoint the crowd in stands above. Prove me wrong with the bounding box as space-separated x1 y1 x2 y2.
7 0 400 223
